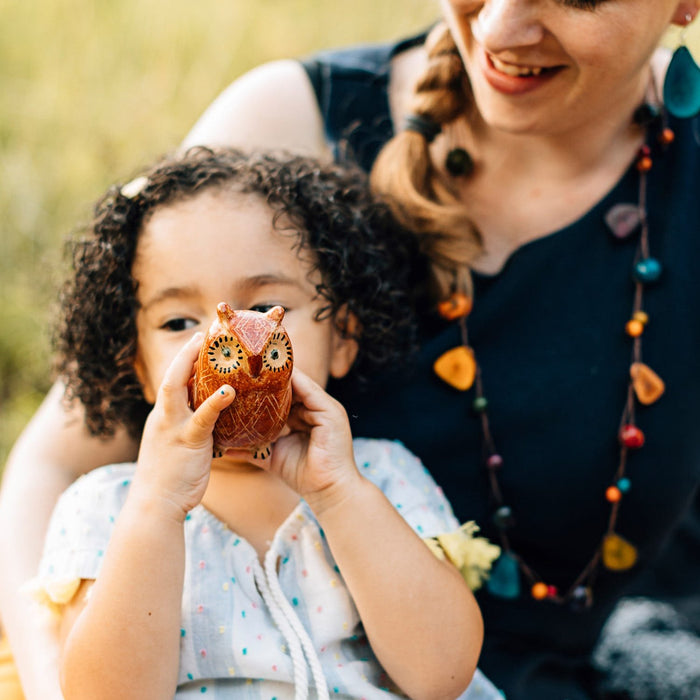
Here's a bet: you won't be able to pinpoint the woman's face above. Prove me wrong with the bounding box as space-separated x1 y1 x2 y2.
440 0 688 136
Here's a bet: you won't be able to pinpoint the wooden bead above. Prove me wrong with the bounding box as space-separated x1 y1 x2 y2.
625 319 644 337
472 396 489 412
636 155 653 172
531 582 549 600
606 485 622 503
433 345 476 390
658 127 675 145
437 292 473 320
630 362 665 405
620 424 645 449
633 258 662 283
632 311 649 324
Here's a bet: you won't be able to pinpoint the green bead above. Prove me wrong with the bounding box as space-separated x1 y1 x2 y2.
472 396 489 412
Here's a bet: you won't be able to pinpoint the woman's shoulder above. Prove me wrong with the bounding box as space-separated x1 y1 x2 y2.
182 59 330 158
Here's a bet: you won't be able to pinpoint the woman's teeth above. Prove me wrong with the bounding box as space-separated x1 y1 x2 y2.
491 56 543 77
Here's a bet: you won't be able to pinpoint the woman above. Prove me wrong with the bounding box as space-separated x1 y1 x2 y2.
2 1 700 698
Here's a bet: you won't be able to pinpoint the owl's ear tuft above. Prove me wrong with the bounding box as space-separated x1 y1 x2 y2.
217 302 236 325
266 305 285 324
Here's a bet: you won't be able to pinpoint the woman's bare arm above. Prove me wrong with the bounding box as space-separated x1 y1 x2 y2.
182 59 330 158
0 381 138 700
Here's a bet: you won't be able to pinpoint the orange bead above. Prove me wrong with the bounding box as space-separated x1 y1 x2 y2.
636 156 652 172
630 362 665 405
625 319 644 337
606 486 622 503
433 345 477 391
531 582 549 600
437 292 473 321
658 127 675 145
632 311 649 324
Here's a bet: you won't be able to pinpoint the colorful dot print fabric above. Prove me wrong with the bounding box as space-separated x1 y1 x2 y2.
38 438 503 699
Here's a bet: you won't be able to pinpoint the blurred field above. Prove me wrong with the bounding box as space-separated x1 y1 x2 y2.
0 3 697 470
0 0 440 468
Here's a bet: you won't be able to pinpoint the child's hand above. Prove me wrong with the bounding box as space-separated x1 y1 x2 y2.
132 333 235 518
267 368 361 513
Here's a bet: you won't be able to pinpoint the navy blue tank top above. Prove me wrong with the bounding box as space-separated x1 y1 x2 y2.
302 36 700 699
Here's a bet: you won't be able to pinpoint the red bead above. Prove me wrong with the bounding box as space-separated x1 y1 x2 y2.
546 585 558 598
606 485 622 503
639 144 651 156
620 424 645 449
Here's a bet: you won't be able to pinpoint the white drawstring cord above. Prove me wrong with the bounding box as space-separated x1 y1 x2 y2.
253 559 310 700
264 547 331 700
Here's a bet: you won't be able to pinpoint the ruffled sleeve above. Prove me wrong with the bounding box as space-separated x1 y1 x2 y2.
29 463 136 609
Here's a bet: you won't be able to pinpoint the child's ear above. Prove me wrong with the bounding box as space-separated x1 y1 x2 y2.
132 353 156 404
329 308 359 379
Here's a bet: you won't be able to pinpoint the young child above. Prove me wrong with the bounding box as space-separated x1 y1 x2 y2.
35 147 501 699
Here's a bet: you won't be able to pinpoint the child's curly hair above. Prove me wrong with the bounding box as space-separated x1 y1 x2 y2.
54 147 421 439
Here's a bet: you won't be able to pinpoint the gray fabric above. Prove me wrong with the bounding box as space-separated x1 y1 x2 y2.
593 597 700 700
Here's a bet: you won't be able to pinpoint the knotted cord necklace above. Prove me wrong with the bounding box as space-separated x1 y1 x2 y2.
433 102 674 610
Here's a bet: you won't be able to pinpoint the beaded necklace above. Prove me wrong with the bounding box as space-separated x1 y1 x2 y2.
433 103 674 610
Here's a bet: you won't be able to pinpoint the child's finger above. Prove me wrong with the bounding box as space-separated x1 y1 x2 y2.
186 384 235 443
290 368 339 412
157 333 204 403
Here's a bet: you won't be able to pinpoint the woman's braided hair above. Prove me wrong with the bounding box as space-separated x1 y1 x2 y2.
370 23 480 297
54 147 420 439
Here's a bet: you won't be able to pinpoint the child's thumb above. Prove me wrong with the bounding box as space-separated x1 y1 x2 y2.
187 385 235 443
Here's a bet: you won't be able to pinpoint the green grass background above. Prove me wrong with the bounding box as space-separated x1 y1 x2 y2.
0 1 696 469
0 0 440 468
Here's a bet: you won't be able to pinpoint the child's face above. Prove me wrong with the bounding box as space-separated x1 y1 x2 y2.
131 190 357 405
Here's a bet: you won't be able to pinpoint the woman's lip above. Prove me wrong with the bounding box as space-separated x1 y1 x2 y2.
480 50 562 95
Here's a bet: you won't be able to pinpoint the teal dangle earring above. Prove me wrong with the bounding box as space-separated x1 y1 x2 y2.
664 12 700 118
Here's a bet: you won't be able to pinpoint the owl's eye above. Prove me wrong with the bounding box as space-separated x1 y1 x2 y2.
262 332 292 372
160 317 198 332
207 335 244 374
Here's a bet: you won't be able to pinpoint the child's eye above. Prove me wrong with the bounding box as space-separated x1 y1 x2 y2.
249 304 289 314
558 0 607 8
160 318 198 332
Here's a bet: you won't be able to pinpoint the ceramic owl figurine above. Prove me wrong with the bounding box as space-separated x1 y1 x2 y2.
188 302 293 458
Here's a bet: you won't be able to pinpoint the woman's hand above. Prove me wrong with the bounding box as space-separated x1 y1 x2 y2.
267 368 361 513
132 333 235 518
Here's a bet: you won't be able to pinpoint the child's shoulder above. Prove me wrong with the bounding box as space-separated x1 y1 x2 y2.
351 438 458 534
53 463 136 526
62 462 136 502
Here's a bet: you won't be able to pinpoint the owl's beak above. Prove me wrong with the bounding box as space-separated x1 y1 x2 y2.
248 355 262 378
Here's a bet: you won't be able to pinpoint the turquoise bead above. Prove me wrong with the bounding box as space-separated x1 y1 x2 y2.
487 552 521 599
633 258 662 283
664 46 700 118
617 477 631 493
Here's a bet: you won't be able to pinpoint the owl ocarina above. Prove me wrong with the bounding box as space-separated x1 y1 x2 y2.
188 302 293 458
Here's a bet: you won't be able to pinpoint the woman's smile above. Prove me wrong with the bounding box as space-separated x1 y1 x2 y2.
481 49 564 94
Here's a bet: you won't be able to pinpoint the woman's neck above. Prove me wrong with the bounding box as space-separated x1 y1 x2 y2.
201 464 299 559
